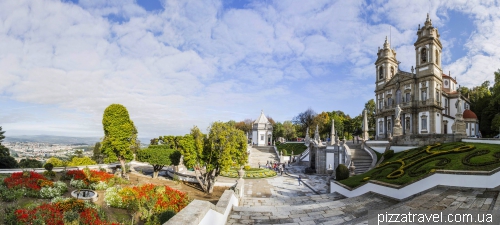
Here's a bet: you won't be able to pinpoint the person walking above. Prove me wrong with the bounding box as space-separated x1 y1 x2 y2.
298 175 302 186
258 162 261 168
280 164 284 176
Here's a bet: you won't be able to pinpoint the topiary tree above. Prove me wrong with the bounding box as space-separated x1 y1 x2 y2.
44 163 54 171
101 104 138 176
137 145 181 178
336 164 350 181
383 149 395 160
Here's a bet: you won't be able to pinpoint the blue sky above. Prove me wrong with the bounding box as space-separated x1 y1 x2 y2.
1 0 499 139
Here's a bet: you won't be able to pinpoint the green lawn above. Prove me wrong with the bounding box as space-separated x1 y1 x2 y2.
220 168 276 179
339 142 500 188
276 143 308 156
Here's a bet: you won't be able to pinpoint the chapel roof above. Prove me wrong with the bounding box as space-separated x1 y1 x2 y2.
254 110 270 124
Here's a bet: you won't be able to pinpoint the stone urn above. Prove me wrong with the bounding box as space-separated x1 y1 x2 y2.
349 162 356 176
238 166 245 178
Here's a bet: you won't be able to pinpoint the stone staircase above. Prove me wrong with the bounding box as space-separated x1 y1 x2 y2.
347 143 373 175
228 185 500 225
348 186 500 224
248 146 279 168
227 192 398 224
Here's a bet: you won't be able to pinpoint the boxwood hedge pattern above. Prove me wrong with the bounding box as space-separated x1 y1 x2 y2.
340 142 500 188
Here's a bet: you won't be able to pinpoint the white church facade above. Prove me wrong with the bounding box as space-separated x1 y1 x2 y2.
251 111 273 146
374 14 479 139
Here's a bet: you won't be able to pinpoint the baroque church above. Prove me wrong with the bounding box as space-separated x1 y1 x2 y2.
374 14 479 139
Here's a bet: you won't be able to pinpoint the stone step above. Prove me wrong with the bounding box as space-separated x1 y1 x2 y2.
348 187 500 224
228 193 399 224
241 193 345 207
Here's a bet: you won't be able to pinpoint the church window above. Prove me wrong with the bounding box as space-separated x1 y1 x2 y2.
435 50 439 64
387 121 391 132
421 116 427 130
421 48 427 63
406 93 411 102
421 89 427 101
379 67 383 79
405 118 410 130
388 97 392 106
260 135 264 140
379 100 383 109
379 121 383 133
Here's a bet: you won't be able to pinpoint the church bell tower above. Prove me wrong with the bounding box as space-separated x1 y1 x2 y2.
375 36 398 86
414 13 443 79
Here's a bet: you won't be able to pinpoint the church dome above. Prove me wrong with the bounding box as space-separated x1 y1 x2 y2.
463 109 477 119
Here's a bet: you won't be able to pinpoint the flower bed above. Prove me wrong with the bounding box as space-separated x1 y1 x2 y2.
15 198 120 225
4 171 48 191
105 184 189 222
220 168 276 178
2 171 68 199
66 168 117 190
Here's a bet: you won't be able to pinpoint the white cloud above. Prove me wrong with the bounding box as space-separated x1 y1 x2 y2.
1 0 500 137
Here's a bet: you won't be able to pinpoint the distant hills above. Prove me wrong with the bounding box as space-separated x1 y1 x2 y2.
4 135 150 145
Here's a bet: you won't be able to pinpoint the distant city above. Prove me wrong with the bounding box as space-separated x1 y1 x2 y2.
3 135 150 162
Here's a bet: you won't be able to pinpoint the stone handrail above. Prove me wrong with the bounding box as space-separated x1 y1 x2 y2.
343 144 351 168
164 180 243 225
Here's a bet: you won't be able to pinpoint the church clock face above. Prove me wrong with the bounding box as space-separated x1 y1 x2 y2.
444 80 449 86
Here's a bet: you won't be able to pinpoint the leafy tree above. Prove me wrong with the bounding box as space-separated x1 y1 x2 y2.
67 157 97 166
234 119 253 134
0 126 10 157
293 108 317 136
272 122 284 141
282 121 296 140
180 123 247 194
0 156 18 168
492 113 500 135
138 145 181 178
365 99 376 135
0 126 18 168
312 112 330 138
45 157 65 167
19 159 43 168
101 104 138 175
91 142 104 163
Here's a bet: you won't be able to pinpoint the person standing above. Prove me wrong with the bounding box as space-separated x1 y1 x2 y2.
298 175 302 186
258 162 261 168
280 164 284 176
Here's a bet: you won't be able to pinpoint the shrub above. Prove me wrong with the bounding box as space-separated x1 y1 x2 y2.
0 156 19 169
44 163 54 172
63 210 80 224
18 159 43 168
67 157 97 166
383 149 394 160
158 210 176 223
0 185 24 202
336 164 350 181
244 165 251 171
70 179 89 189
43 171 56 177
46 157 65 167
